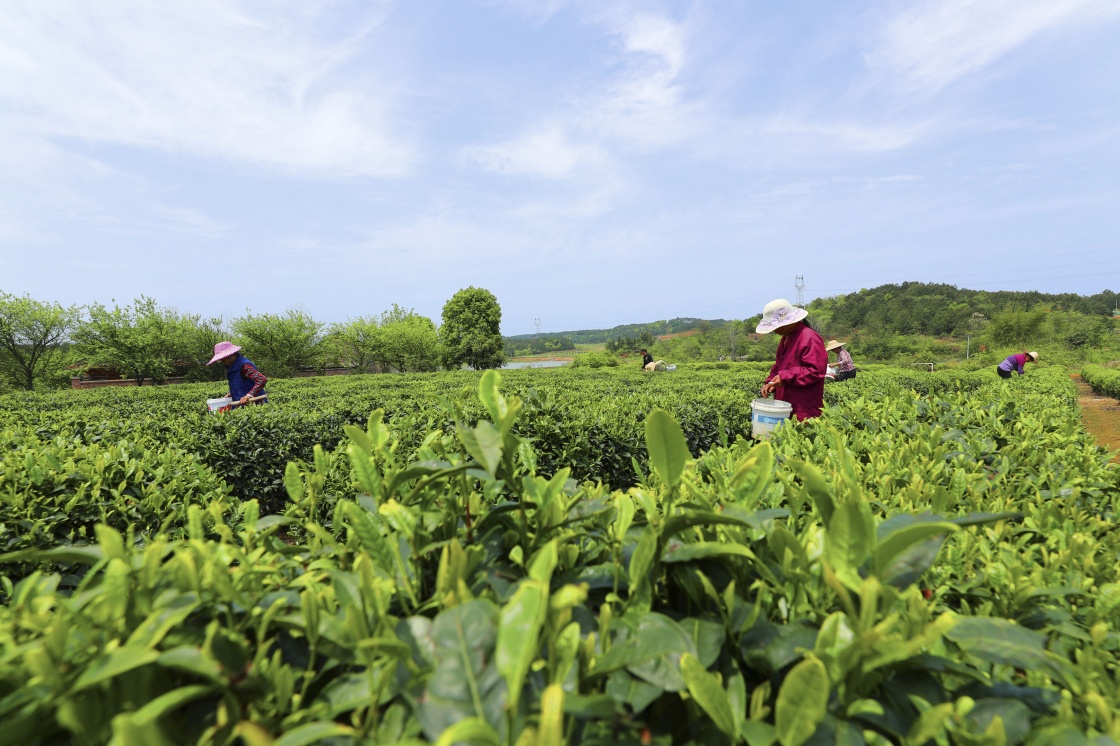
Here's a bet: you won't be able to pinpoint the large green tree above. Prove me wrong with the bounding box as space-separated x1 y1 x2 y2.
326 306 440 373
0 292 81 390
379 306 441 373
72 296 202 384
326 316 381 373
440 287 504 370
231 307 324 378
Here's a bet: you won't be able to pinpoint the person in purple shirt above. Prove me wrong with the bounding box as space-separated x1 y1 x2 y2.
757 299 827 420
996 351 1038 378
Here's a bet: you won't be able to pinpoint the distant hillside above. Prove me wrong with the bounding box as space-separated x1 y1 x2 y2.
808 282 1119 337
503 283 1120 360
505 317 729 344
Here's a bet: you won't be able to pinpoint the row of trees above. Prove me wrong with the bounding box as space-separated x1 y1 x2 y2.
503 335 576 358
0 287 505 392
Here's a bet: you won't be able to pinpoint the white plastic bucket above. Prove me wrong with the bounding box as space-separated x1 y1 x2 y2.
207 397 232 413
751 398 792 438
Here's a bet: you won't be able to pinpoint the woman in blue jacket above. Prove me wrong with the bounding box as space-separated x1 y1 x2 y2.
207 341 268 405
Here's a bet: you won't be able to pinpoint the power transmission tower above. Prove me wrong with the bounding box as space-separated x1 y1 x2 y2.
534 318 541 338
794 275 805 307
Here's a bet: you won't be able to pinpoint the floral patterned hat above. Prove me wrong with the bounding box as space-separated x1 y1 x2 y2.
207 341 242 365
755 299 808 334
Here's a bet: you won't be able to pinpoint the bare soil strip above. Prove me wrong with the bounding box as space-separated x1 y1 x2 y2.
1073 374 1120 462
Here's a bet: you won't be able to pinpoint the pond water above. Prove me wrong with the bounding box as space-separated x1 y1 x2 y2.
501 360 571 370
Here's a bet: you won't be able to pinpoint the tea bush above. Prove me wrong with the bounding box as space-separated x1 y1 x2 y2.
1082 365 1120 399
1 366 1118 744
0 431 235 583
568 351 620 368
0 366 1008 513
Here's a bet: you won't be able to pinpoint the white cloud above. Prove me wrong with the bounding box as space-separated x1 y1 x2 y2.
462 5 700 199
485 0 572 24
349 211 530 267
583 9 700 148
467 126 607 178
869 0 1120 91
150 204 233 237
756 115 930 153
0 1 412 177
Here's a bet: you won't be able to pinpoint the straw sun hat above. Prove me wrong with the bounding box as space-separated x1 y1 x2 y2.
1027 351 1039 361
825 340 846 351
756 298 808 334
207 341 242 365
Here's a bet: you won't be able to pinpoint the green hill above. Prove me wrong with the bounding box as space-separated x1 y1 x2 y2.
505 317 728 345
805 282 1119 337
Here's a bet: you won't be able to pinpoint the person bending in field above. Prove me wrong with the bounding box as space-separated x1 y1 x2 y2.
825 339 857 381
639 348 667 372
208 341 268 405
996 350 1038 378
757 298 827 420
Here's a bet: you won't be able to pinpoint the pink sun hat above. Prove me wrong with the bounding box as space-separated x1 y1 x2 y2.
207 341 242 365
755 298 808 333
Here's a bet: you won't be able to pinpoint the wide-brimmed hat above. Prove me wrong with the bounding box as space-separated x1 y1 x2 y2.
1027 351 1039 361
207 341 241 365
825 339 846 351
756 298 808 334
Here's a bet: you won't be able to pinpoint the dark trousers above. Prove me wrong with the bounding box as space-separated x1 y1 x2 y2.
835 369 856 381
996 367 1012 378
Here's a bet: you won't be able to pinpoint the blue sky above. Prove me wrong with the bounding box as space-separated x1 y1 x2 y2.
1 0 1118 335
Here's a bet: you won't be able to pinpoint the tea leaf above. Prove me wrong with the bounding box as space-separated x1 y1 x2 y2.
681 653 737 739
645 409 689 490
497 580 548 711
775 656 829 746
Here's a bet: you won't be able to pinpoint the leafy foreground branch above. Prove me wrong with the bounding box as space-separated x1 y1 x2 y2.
1 371 1118 745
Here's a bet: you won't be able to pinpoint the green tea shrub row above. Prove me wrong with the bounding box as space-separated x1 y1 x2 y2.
0 431 235 584
0 366 1013 514
1081 365 1120 399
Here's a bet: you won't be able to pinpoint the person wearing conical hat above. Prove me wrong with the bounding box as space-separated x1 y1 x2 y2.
825 339 857 381
757 299 827 420
207 341 268 406
996 350 1038 379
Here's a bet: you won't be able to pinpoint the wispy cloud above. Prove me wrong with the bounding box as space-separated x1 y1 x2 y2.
459 1 702 221
0 1 413 177
467 126 607 178
868 0 1120 91
150 204 233 237
485 0 572 25
2 1 1117 327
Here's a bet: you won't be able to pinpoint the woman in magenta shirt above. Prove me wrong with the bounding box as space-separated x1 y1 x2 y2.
757 299 828 420
996 351 1038 378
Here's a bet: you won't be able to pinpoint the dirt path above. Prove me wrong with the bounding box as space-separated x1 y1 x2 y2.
1072 374 1120 461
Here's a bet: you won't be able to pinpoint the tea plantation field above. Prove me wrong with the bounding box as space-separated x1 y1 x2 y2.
1 366 1118 745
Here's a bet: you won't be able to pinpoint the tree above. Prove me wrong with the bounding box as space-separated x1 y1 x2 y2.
379 306 441 372
0 292 81 390
327 316 382 373
987 308 1047 348
72 296 200 384
231 307 324 378
182 315 230 382
440 287 504 370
